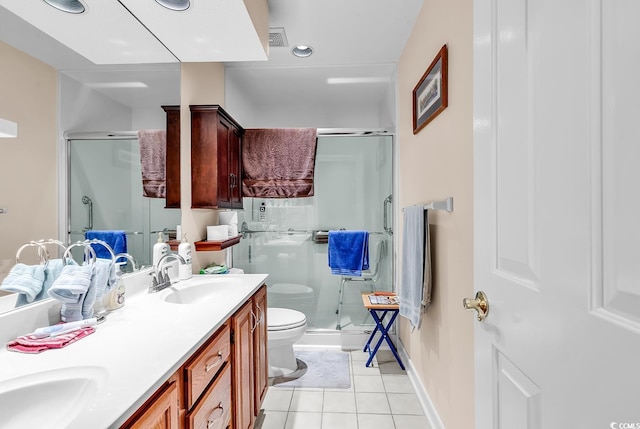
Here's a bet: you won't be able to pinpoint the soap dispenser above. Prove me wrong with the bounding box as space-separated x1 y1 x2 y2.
178 232 193 281
105 261 126 311
152 231 170 268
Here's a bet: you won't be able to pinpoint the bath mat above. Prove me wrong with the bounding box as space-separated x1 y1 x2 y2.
271 351 351 389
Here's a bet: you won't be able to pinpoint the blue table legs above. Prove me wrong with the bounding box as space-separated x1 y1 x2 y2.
363 309 405 370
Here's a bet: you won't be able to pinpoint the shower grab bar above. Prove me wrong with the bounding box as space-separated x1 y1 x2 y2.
402 196 454 213
240 229 389 235
383 195 393 235
81 196 93 232
69 230 145 235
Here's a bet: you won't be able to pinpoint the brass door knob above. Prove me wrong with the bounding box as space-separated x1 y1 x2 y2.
463 291 489 321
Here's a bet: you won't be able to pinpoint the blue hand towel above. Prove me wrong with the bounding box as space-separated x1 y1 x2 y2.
1 263 45 304
400 206 428 330
48 264 93 322
328 230 370 276
85 230 127 260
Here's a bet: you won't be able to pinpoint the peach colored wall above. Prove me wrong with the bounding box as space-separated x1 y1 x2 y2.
0 41 57 281
179 63 227 273
396 1 474 428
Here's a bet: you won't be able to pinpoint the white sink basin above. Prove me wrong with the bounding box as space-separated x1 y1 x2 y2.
164 277 241 305
0 366 107 428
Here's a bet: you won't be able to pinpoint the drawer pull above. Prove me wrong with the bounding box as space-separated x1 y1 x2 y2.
205 352 224 373
207 402 224 429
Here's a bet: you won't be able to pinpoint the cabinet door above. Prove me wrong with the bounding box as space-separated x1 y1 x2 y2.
122 380 180 429
216 115 232 208
228 127 243 209
232 300 254 429
253 286 268 416
162 105 181 209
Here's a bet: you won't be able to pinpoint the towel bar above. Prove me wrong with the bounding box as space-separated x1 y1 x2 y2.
403 196 453 213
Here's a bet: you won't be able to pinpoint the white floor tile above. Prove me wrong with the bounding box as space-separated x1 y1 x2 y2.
290 390 324 412
358 413 396 429
393 414 433 429
353 375 385 392
349 350 369 362
387 393 424 415
262 389 293 411
351 363 380 376
355 392 391 414
321 412 358 429
285 412 322 429
258 410 288 429
322 391 356 413
382 374 415 393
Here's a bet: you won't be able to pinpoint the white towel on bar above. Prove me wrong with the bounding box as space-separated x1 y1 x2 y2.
400 206 428 329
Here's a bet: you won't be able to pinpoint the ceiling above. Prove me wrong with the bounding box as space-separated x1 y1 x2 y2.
0 0 423 109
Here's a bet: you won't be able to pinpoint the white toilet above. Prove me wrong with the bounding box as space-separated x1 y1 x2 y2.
267 307 307 377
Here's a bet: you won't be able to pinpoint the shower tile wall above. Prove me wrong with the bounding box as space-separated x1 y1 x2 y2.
234 136 393 331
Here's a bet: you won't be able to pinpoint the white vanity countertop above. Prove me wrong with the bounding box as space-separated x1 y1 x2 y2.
0 272 268 429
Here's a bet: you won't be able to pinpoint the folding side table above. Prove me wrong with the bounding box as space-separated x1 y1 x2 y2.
361 293 405 370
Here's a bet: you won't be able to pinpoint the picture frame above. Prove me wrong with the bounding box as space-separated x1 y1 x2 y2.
413 44 448 134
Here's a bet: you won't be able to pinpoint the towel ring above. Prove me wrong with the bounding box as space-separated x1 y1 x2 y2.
15 241 49 265
114 253 137 271
83 239 116 263
63 241 97 267
34 239 68 258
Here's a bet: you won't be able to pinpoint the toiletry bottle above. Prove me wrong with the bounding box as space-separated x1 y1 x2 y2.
178 233 193 281
105 261 126 311
152 231 170 268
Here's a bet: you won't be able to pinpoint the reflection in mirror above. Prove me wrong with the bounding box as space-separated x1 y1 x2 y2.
67 133 180 268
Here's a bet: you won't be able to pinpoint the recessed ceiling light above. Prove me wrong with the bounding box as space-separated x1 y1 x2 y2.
155 0 191 11
292 45 314 58
42 0 86 14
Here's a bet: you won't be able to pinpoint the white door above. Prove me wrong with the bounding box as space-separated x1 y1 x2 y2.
473 0 640 428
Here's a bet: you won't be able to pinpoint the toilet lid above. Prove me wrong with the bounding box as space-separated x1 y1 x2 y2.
268 307 307 331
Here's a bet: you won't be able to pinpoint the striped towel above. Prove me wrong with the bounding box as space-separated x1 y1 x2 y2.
6 327 95 354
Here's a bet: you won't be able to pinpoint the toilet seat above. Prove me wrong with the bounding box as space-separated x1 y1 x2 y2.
268 307 306 331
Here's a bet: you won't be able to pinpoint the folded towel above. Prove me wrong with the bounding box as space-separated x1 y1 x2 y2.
14 259 76 307
48 264 93 322
328 230 370 276
242 128 318 198
399 206 428 329
85 230 127 260
0 263 46 304
85 259 116 318
138 129 167 198
6 327 95 354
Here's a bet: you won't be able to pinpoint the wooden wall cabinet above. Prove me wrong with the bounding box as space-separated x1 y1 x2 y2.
190 105 244 209
162 105 181 209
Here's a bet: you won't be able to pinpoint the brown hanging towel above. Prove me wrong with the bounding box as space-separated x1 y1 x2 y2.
138 129 166 198
242 128 318 198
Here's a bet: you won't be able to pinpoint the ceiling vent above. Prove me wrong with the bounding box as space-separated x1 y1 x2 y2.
269 27 288 48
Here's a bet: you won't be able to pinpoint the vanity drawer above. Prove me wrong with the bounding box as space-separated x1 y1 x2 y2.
187 364 232 429
184 323 231 409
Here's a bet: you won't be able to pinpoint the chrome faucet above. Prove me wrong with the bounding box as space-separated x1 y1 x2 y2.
149 253 186 293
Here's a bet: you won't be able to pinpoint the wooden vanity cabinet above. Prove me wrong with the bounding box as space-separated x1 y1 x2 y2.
120 373 181 429
253 286 268 417
162 105 181 209
122 286 268 429
190 105 244 209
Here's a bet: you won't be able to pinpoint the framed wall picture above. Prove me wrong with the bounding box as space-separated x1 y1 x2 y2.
413 44 448 134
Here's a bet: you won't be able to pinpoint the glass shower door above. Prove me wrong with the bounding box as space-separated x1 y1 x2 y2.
234 134 393 332
68 138 180 267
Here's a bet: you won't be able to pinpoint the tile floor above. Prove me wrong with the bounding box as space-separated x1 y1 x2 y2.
256 348 431 429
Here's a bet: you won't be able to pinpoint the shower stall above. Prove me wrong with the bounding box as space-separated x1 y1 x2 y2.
66 133 181 267
233 134 394 333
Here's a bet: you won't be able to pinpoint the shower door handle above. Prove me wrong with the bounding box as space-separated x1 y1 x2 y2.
82 196 93 232
383 195 393 234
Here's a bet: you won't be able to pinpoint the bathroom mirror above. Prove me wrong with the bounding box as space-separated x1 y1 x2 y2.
0 14 181 315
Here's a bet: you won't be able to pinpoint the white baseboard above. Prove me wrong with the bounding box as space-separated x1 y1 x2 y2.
397 340 446 429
